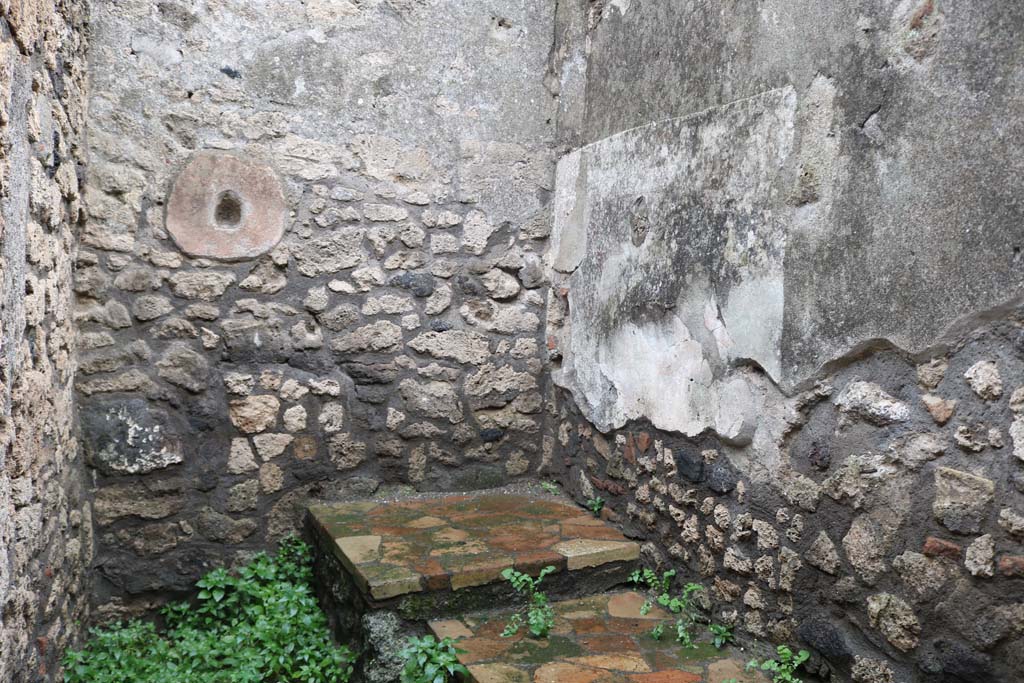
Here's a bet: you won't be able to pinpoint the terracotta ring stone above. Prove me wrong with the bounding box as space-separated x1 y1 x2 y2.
166 151 287 260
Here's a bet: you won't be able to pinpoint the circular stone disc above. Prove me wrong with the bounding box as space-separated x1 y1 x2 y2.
166 151 287 261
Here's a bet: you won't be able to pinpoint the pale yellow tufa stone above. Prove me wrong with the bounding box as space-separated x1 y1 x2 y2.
552 539 640 570
428 619 474 640
334 535 382 565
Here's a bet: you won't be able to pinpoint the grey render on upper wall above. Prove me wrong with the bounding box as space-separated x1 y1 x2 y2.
549 0 1024 435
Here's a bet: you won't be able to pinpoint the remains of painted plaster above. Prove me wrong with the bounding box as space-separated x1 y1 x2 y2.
548 87 795 438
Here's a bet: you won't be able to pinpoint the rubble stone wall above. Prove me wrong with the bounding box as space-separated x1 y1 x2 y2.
79 0 557 617
547 2 1024 682
0 2 92 681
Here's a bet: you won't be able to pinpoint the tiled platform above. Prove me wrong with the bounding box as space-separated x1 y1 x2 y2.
309 493 640 602
429 591 767 683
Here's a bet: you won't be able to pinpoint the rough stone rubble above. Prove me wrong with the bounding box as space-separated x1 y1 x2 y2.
0 1 92 680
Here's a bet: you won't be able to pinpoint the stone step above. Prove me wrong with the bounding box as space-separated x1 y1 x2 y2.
429 591 767 683
308 488 640 642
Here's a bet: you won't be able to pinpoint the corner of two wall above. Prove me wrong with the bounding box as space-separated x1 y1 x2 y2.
6 1 1024 682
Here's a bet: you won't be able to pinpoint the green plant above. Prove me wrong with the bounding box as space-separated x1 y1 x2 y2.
399 635 469 683
63 537 353 683
500 566 556 638
586 496 605 517
709 623 734 649
629 567 704 647
540 481 560 494
746 645 810 683
629 567 675 601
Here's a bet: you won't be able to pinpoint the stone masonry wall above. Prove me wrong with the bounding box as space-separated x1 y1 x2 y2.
79 0 557 617
553 322 1024 682
0 1 92 681
546 1 1024 682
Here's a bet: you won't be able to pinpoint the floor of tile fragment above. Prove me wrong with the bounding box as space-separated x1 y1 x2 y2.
429 591 768 683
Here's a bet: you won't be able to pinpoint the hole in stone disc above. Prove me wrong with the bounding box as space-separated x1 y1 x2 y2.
214 190 243 229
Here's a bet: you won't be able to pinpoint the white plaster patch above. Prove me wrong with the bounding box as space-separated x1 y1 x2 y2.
720 275 784 381
599 316 713 435
608 0 633 16
549 87 796 439
549 150 587 274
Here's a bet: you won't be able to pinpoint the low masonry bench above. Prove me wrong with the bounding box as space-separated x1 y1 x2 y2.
307 489 641 681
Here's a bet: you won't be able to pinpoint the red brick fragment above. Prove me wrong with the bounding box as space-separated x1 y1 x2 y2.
623 438 636 465
514 550 567 576
909 0 934 30
998 555 1024 577
629 672 701 683
635 431 652 453
589 475 626 496
922 536 960 560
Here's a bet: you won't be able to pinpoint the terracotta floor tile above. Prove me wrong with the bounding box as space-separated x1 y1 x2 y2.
606 618 664 636
469 663 532 683
431 619 474 640
407 514 448 528
706 658 767 682
533 662 625 683
568 654 651 673
475 618 523 640
568 617 608 635
607 592 667 620
626 672 701 683
492 535 561 553
554 594 612 618
333 535 382 565
644 651 687 672
357 563 423 600
446 555 514 590
562 515 607 527
379 539 415 565
561 523 632 541
513 550 567 576
576 633 638 654
410 557 450 591
430 538 489 557
459 636 516 664
432 525 472 541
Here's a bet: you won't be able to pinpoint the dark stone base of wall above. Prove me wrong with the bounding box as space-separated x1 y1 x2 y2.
549 314 1024 682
